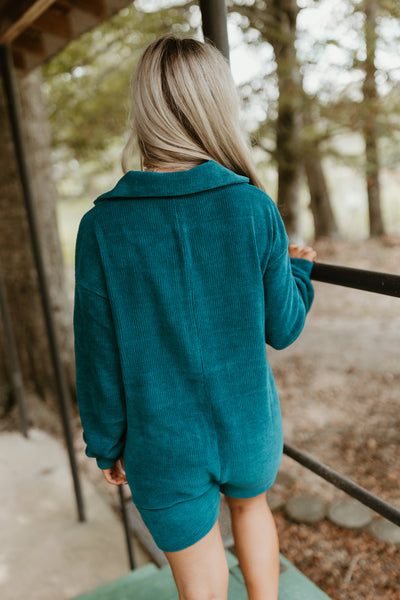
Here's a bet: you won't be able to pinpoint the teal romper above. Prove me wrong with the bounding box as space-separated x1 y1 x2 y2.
73 160 314 552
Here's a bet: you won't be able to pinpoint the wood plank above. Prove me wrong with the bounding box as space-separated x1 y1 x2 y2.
278 555 332 600
64 0 106 18
69 549 334 600
11 48 26 70
12 28 45 56
227 575 248 600
32 3 72 39
6 0 133 72
225 548 239 569
0 0 56 43
71 567 179 600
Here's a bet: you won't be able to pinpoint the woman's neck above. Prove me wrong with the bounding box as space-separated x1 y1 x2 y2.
143 159 207 173
146 167 181 173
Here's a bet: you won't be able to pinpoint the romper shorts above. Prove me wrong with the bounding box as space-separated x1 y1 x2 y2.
123 350 285 553
133 472 282 553
129 407 284 554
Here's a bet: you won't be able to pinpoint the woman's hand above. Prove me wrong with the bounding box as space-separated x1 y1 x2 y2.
102 458 127 486
288 244 317 262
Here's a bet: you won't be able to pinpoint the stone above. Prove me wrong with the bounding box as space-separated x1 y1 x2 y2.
328 499 374 529
267 490 285 513
274 470 296 488
284 494 327 524
369 519 400 545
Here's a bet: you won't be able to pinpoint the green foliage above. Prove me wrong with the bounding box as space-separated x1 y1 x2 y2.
230 0 400 171
42 0 400 233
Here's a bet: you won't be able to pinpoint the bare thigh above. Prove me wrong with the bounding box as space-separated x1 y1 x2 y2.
224 492 280 600
164 518 229 600
224 492 269 512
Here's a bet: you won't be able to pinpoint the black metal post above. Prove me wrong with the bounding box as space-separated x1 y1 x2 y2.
284 443 400 527
118 485 136 570
0 44 86 522
0 260 29 437
199 0 230 61
311 262 400 297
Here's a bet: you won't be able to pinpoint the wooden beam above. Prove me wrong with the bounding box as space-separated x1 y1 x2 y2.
11 48 27 70
12 28 46 56
0 0 56 44
32 4 72 40
7 0 132 72
64 0 106 18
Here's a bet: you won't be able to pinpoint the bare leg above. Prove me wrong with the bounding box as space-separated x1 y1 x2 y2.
164 518 229 600
225 492 279 600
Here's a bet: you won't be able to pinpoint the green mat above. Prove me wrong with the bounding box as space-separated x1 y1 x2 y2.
71 549 332 600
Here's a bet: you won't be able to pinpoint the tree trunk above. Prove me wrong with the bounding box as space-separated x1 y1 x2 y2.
302 100 339 239
304 152 339 239
270 0 302 241
363 0 385 237
0 66 75 418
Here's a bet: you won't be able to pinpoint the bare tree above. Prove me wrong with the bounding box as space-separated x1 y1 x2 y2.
231 0 338 240
302 96 339 239
362 0 385 236
267 0 302 239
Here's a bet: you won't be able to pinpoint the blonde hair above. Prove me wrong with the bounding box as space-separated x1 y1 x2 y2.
121 33 264 190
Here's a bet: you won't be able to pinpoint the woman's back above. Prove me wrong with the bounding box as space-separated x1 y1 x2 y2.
74 159 313 521
73 34 315 590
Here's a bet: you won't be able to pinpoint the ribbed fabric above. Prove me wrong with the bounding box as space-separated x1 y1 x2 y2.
73 160 314 551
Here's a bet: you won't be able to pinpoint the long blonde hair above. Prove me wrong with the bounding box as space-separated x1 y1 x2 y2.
121 33 264 190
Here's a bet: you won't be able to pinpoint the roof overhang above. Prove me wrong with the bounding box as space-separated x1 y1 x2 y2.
0 0 134 72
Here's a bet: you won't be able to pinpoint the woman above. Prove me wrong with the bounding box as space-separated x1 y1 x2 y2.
74 33 316 600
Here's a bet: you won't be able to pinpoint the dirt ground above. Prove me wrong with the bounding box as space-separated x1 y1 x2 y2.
268 236 400 600
3 236 399 599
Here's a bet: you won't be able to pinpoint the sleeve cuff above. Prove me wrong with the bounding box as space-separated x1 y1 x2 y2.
96 457 119 470
85 452 119 470
290 257 315 276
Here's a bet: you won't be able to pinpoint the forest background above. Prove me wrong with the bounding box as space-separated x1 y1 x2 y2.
1 3 399 598
41 0 400 270
1 0 400 461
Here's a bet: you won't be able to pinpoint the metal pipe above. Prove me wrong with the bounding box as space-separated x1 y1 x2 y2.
199 0 230 61
0 44 86 522
311 262 400 297
0 260 29 437
284 442 400 527
118 485 135 570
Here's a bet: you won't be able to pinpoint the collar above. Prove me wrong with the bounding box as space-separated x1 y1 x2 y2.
94 160 249 203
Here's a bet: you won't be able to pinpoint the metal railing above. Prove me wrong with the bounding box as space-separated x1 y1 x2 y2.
311 262 400 297
283 261 400 527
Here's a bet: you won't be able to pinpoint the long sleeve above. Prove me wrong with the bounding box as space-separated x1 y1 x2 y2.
262 202 314 350
73 212 126 469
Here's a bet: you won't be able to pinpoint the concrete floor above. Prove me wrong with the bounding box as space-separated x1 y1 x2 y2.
0 429 149 600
